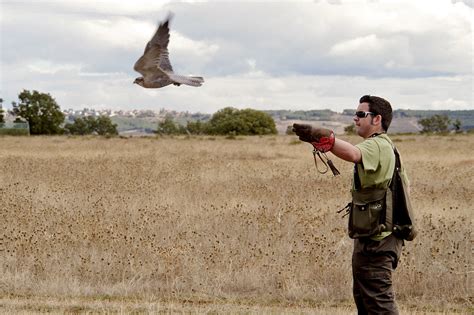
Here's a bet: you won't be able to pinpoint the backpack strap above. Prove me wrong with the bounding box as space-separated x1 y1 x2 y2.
384 145 400 232
394 147 401 170
353 164 362 190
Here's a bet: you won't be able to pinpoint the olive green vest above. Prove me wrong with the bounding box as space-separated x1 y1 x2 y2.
348 135 416 240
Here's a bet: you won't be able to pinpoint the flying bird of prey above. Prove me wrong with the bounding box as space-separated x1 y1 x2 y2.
133 14 204 89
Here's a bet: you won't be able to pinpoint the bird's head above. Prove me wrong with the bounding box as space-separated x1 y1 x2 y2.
133 77 144 86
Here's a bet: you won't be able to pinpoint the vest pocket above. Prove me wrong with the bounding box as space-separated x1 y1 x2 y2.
349 189 387 239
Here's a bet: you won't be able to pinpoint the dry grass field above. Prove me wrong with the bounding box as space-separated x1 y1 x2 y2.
0 134 472 314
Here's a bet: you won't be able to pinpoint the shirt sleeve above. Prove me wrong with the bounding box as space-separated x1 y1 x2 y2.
355 139 380 171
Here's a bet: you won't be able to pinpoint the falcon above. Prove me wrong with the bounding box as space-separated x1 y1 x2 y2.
133 14 204 88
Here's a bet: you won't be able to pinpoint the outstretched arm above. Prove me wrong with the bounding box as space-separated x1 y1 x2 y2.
331 138 362 164
292 123 361 164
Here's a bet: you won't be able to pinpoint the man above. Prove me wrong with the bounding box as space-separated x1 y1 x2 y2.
293 95 404 314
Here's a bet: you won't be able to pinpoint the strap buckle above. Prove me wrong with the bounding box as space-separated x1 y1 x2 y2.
337 202 352 218
313 149 340 176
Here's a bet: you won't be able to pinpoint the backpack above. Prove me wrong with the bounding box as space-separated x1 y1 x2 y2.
346 146 417 241
389 147 417 241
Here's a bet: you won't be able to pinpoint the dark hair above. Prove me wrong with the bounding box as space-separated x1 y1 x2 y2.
359 95 393 131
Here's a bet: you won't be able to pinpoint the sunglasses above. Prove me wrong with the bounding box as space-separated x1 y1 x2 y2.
354 111 375 118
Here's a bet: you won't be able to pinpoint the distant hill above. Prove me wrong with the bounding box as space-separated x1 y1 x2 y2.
63 108 473 135
265 109 474 134
393 109 474 130
109 112 210 136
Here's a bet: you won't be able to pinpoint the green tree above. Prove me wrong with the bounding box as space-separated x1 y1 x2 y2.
286 125 295 135
207 107 277 135
452 119 462 133
64 116 117 136
12 90 64 135
186 120 207 135
156 115 186 135
418 114 451 133
13 113 24 123
64 116 96 135
0 98 4 124
344 124 356 135
95 116 118 136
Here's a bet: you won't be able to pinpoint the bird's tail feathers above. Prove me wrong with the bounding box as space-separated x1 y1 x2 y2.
190 76 204 84
169 74 204 87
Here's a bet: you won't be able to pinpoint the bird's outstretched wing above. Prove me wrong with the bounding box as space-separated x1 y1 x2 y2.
133 13 204 88
133 14 174 79
134 46 163 78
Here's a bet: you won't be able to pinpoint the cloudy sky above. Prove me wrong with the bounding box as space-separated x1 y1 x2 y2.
1 0 472 113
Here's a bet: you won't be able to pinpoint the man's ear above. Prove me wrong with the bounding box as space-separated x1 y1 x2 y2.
371 114 382 127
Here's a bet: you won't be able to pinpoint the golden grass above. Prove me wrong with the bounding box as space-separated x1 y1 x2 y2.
0 134 472 313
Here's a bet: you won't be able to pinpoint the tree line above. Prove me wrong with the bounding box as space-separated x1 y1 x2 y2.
1 90 277 136
1 90 118 136
417 115 462 134
157 107 277 136
343 114 463 135
1 89 467 136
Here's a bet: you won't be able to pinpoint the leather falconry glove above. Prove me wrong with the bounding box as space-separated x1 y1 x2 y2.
292 124 335 152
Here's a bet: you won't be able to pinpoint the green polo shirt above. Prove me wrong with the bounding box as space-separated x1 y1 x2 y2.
354 134 395 240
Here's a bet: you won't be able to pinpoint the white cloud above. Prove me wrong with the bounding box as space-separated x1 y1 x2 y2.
80 18 155 50
27 60 83 75
170 31 219 57
168 31 220 74
431 98 471 110
329 34 380 56
17 0 169 17
1 0 472 112
79 71 125 77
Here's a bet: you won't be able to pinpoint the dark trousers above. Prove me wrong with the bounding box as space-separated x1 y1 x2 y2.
352 234 403 315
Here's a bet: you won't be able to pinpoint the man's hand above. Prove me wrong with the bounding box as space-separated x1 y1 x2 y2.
292 123 335 152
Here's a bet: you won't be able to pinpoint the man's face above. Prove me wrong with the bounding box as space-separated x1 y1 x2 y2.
353 102 374 138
